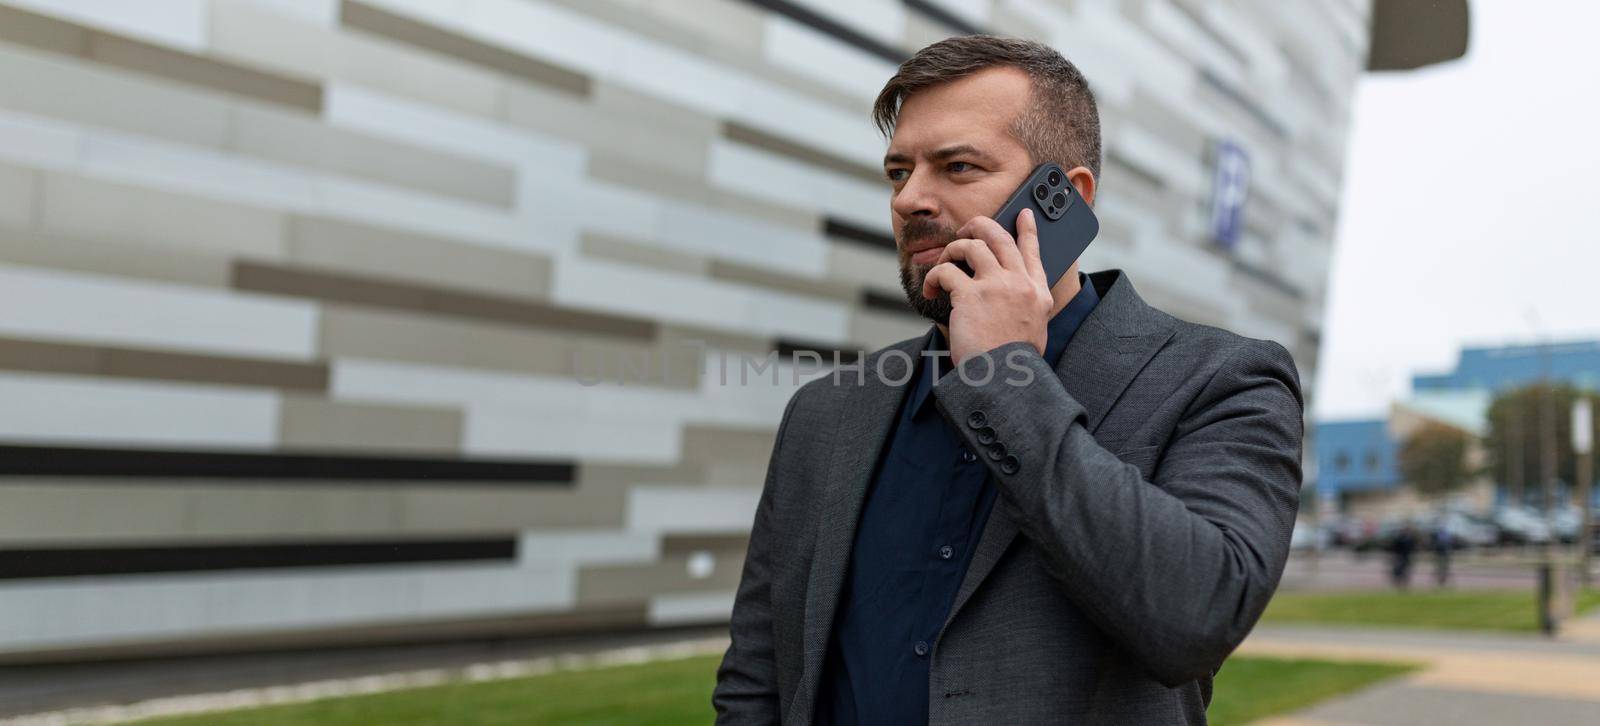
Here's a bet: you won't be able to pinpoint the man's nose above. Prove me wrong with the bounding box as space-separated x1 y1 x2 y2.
891 168 940 220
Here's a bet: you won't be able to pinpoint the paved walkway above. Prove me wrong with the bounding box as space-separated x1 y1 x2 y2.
1244 615 1600 725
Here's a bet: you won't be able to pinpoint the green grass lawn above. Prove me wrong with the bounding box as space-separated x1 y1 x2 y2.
1260 588 1600 633
137 653 1414 726
1208 656 1418 726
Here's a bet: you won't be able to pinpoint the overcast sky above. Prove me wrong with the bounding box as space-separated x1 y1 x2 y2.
1312 0 1600 420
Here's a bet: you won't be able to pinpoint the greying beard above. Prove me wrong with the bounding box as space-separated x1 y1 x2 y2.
900 261 953 326
897 217 961 327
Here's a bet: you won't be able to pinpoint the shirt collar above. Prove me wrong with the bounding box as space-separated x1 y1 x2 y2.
908 271 1101 422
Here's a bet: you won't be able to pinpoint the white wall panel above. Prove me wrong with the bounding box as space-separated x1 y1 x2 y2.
656 199 831 278
786 0 905 47
238 0 339 27
0 372 281 449
708 139 887 233
552 257 851 342
0 560 571 653
0 110 82 168
0 264 318 360
323 82 587 178
627 486 762 534
648 589 736 625
763 16 900 102
465 407 683 463
516 529 660 567
0 162 35 226
359 0 884 167
331 357 795 431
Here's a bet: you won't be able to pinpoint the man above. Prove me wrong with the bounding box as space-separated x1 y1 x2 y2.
713 35 1303 725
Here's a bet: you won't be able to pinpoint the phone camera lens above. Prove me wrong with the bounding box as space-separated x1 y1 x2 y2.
1034 184 1048 200
1052 192 1066 207
1047 170 1062 186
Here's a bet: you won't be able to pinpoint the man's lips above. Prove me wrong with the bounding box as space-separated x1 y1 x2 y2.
907 243 946 265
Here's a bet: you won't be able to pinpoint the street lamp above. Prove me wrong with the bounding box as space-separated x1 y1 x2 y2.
1573 398 1593 585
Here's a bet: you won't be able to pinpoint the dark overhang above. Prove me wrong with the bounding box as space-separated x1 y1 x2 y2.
1367 0 1471 71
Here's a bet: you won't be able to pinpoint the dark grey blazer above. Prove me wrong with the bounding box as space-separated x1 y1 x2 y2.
713 269 1304 725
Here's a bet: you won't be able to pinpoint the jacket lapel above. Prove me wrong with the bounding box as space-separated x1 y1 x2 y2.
791 333 924 723
938 269 1177 635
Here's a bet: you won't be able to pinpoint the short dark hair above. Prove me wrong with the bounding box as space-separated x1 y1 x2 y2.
872 34 1102 180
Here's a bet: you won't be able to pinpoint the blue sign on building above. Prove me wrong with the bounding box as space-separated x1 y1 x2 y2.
1209 138 1250 249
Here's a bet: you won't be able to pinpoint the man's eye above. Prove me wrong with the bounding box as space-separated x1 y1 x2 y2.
886 169 907 182
948 161 972 173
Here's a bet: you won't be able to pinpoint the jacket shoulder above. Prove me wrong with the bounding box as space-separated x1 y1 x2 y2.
1158 316 1304 411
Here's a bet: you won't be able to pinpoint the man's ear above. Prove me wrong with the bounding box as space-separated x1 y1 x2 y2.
1065 165 1096 207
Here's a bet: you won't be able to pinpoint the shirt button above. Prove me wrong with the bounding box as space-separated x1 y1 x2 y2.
967 411 987 429
914 641 930 657
960 449 977 463
938 545 954 559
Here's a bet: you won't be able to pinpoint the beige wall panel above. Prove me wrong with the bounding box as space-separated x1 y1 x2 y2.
279 396 463 454
317 306 697 388
37 172 287 259
0 226 232 289
287 216 553 302
0 44 232 148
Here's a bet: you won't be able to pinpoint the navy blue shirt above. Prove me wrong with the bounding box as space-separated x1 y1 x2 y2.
815 272 1101 725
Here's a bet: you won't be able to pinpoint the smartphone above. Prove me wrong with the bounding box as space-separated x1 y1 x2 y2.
955 162 1098 289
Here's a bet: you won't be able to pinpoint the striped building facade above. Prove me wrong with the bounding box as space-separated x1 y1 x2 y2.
0 0 1371 661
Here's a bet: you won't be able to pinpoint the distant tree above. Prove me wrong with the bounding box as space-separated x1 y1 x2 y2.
1400 421 1473 497
1483 383 1593 501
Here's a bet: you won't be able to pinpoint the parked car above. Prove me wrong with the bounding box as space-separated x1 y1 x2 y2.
1423 510 1498 549
1546 503 1583 544
1290 519 1333 551
1333 516 1380 550
1493 506 1553 545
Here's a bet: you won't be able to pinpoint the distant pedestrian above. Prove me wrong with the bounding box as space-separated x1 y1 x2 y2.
1389 523 1418 589
1432 523 1453 587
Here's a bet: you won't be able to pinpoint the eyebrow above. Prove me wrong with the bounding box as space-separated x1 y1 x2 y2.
882 144 998 168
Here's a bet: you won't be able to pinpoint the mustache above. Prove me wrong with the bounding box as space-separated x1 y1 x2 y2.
899 218 959 248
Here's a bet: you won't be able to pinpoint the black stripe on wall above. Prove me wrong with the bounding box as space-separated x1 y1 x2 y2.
860 289 919 319
902 0 984 36
823 217 896 251
774 338 863 365
0 445 575 484
741 0 909 64
0 539 517 580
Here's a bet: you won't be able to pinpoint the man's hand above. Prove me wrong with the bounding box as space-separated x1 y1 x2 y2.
922 208 1053 365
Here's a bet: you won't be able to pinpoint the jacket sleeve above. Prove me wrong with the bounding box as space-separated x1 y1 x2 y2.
712 391 801 724
930 338 1304 687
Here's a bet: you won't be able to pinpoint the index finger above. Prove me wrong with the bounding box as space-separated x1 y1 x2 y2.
1015 207 1046 285
955 215 1025 271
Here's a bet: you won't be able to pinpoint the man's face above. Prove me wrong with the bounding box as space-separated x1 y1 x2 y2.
883 66 1036 326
